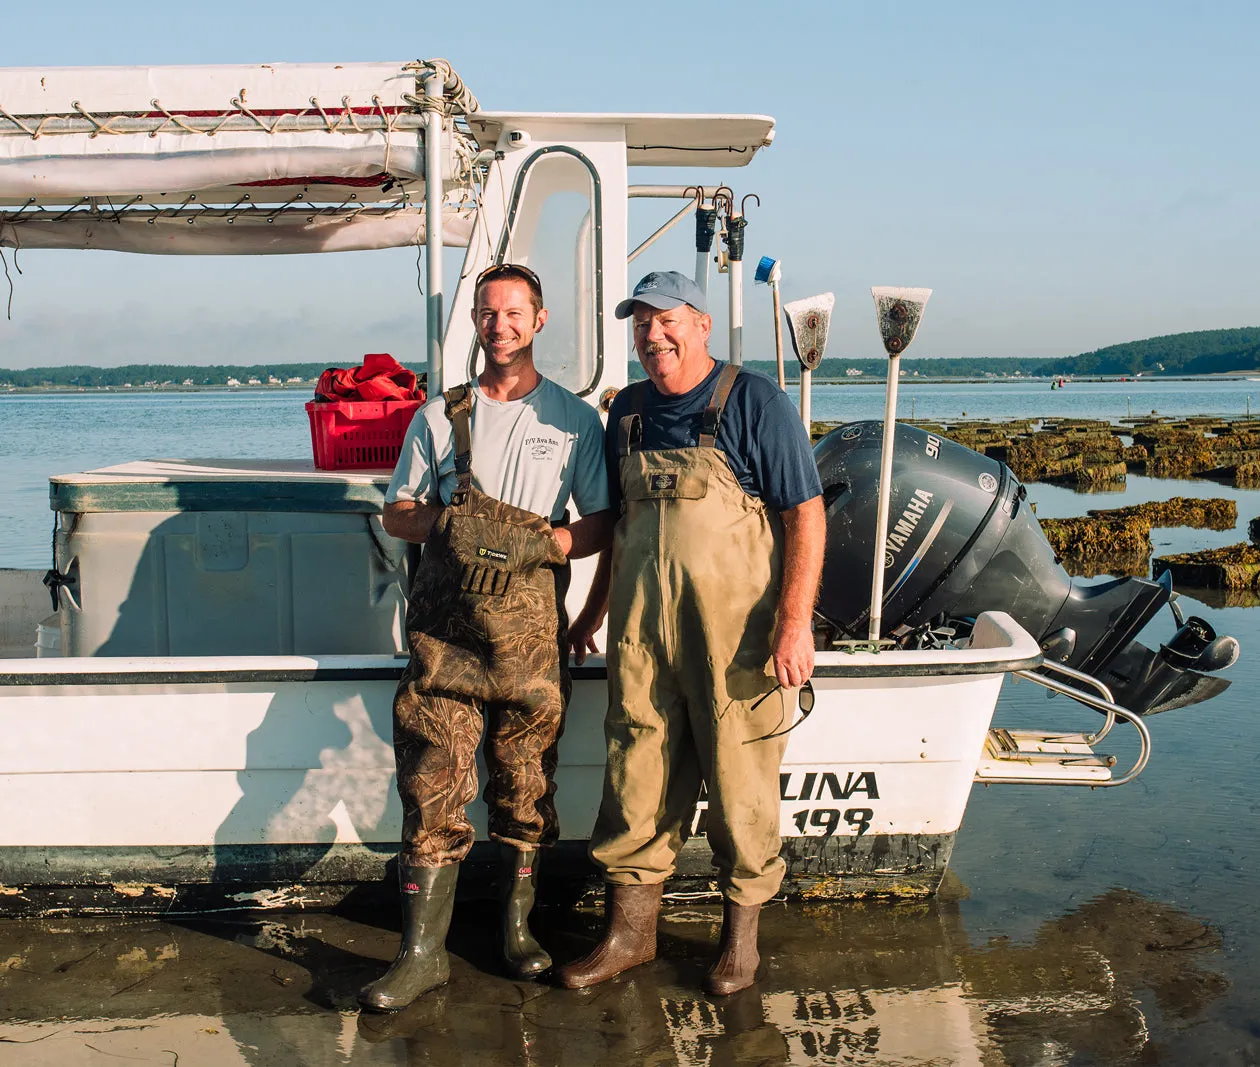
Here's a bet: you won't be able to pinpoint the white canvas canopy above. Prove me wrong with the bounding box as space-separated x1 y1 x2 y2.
0 60 481 254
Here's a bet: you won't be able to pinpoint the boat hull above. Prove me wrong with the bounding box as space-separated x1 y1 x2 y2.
0 613 1039 914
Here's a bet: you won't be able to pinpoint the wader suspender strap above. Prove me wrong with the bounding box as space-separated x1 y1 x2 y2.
443 382 475 504
616 381 648 458
698 363 741 448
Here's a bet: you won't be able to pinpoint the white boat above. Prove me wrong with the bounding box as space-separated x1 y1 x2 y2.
0 59 1238 915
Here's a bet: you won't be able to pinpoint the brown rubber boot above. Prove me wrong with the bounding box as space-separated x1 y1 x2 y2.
501 845 552 978
358 863 459 1012
704 900 761 995
552 882 662 989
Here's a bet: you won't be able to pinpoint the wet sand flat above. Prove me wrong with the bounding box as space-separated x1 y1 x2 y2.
0 887 1246 1066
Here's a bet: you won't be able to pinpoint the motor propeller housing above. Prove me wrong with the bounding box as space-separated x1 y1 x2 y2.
813 421 1236 715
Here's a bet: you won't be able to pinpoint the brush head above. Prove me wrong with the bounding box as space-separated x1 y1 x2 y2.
754 256 781 286
782 292 834 370
871 286 932 357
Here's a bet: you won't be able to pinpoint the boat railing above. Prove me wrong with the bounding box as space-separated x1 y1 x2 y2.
976 661 1152 788
1022 659 1119 744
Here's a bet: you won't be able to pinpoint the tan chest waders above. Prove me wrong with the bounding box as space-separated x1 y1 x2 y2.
589 363 793 906
393 383 572 869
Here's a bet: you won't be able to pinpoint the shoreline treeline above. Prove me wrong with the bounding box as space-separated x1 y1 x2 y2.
2 327 1259 390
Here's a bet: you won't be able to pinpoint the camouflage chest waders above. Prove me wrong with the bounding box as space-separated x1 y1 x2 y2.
589 364 792 906
393 384 572 869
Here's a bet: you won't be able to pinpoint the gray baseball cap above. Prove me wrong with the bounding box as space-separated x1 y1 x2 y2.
614 270 708 319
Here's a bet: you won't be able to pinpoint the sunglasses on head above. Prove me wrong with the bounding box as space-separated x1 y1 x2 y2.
475 262 543 299
743 679 815 744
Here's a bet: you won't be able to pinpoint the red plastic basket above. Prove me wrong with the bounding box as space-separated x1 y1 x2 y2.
306 399 422 471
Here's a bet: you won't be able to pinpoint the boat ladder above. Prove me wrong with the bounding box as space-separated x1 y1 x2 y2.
974 660 1151 787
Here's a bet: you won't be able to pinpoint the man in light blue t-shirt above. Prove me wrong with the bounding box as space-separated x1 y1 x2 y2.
359 264 611 1013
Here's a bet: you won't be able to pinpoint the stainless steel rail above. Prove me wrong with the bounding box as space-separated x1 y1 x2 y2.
976 665 1151 788
1025 659 1119 744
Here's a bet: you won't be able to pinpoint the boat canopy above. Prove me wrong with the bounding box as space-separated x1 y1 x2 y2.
0 58 774 256
0 60 482 254
465 112 775 168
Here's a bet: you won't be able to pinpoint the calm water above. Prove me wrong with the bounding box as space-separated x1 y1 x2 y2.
0 382 1257 1064
2 378 1258 570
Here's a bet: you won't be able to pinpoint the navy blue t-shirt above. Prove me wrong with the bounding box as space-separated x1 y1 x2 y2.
605 361 823 513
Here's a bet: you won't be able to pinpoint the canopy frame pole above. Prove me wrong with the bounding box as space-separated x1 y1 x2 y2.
628 198 697 263
423 68 445 395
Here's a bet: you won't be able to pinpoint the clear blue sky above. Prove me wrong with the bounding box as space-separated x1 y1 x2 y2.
2 0 1257 369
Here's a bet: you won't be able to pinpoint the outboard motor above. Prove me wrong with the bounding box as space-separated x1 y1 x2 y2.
814 421 1238 716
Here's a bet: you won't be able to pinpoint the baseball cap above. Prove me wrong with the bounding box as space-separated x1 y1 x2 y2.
614 270 708 319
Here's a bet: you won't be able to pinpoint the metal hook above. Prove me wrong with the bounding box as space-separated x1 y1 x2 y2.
712 186 734 217
741 193 760 214
684 185 707 208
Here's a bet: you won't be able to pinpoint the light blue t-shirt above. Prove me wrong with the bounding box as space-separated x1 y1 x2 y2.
385 376 610 523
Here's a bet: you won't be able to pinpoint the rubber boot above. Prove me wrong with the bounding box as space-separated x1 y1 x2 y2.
704 900 761 995
501 846 552 978
552 882 662 989
358 863 459 1012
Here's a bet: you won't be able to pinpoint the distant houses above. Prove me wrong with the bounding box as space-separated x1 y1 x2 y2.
0 363 327 390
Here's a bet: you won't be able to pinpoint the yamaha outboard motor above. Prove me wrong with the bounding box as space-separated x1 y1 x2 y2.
814 421 1237 716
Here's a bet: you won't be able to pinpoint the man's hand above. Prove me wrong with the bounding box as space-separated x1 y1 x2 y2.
552 525 573 558
772 620 815 689
381 499 443 545
567 549 612 665
567 606 606 665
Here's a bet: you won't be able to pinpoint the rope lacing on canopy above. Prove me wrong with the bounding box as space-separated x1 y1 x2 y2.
0 59 479 139
0 59 487 253
0 105 53 138
402 58 480 117
0 185 481 229
1 96 416 139
71 101 126 137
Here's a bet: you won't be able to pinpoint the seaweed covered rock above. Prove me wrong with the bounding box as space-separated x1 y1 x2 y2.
1087 497 1237 531
1235 463 1260 489
1153 543 1260 590
812 416 1260 488
1131 422 1260 479
1039 515 1153 559
1077 461 1127 488
1007 427 1125 484
1037 496 1238 578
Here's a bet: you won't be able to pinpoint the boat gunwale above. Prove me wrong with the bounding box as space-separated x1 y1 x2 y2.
0 656 1043 687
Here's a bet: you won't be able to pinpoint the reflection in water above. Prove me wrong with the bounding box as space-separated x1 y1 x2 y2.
1174 584 1260 609
1058 550 1152 579
0 888 1228 1065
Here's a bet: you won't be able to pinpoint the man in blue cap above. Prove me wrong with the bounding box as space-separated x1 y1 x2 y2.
557 270 825 994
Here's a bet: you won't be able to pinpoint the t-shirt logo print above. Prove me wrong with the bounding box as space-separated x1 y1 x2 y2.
524 435 560 461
